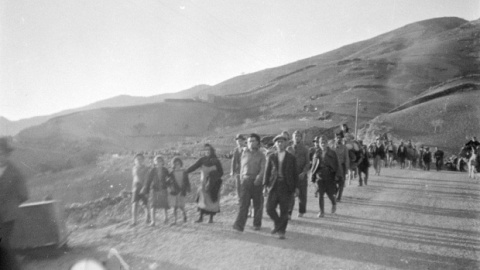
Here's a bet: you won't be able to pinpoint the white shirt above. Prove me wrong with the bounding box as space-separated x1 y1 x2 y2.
278 151 286 177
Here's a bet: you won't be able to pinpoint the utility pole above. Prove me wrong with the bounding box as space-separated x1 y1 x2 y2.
354 98 359 140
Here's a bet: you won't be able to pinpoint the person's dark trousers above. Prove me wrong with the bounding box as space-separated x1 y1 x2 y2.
289 175 307 215
336 163 346 201
424 162 430 171
336 176 345 201
359 167 369 185
266 182 292 234
317 180 336 214
233 177 264 231
0 221 21 270
436 160 443 171
400 158 405 169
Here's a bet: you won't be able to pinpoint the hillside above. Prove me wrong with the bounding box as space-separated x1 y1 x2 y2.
201 17 479 121
360 76 480 153
0 85 210 136
11 16 480 175
13 101 252 176
4 17 479 138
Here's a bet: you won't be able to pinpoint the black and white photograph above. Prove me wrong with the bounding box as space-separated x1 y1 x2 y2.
1 0 479 269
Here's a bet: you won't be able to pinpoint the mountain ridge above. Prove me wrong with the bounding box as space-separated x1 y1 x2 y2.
6 16 480 177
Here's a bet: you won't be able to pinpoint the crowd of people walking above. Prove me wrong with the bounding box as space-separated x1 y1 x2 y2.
0 131 479 268
128 125 480 240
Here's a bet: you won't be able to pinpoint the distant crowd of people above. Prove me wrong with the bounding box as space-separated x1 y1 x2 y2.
127 124 480 241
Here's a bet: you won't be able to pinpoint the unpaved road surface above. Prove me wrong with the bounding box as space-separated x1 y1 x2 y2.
24 168 480 269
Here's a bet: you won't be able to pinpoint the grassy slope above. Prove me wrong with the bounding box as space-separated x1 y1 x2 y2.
383 89 480 154
12 17 480 197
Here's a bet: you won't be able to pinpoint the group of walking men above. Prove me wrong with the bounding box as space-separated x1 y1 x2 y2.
230 131 349 239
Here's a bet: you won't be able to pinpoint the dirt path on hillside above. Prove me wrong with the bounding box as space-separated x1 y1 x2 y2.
23 168 480 270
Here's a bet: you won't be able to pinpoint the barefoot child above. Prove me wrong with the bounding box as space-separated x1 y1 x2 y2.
145 156 170 226
168 157 191 225
131 153 151 226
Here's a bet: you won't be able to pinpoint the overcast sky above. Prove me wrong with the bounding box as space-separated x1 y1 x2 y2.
1 0 479 121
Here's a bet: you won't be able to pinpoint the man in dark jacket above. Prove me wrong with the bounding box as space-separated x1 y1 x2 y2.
264 134 298 239
397 141 407 169
332 135 349 202
286 130 310 218
310 135 340 217
434 147 444 171
230 134 245 203
357 141 370 186
422 147 432 171
371 138 386 176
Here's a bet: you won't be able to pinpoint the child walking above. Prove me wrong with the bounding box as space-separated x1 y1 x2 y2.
131 153 151 226
144 155 170 226
168 157 191 225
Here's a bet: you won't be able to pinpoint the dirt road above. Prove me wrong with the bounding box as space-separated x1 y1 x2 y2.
24 168 480 269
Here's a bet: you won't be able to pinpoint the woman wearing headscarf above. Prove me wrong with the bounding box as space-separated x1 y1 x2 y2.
186 144 224 223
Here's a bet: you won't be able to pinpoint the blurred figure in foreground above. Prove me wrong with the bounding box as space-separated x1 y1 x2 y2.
0 137 29 270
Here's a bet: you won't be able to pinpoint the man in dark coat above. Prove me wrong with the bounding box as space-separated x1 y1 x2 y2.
230 134 245 203
286 130 310 218
264 134 298 239
396 141 407 169
422 147 432 171
310 135 340 217
434 147 444 171
357 140 370 186
332 134 349 202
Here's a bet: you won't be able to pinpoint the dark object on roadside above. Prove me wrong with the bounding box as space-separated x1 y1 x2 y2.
10 200 68 249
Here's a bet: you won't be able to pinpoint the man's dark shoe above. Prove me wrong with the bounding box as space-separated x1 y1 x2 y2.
332 204 336 214
317 212 324 218
271 228 278 235
278 233 286 240
232 225 243 233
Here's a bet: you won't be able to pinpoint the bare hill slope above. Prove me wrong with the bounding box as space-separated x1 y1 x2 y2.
362 76 480 153
11 17 480 174
0 85 210 136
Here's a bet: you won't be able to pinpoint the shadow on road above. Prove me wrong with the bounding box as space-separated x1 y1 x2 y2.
373 177 480 192
292 215 480 252
364 184 480 202
343 196 480 219
222 228 479 270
